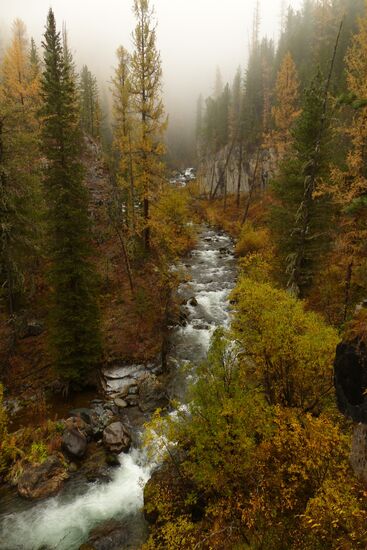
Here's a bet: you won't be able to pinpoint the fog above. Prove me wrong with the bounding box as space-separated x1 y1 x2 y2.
0 0 302 150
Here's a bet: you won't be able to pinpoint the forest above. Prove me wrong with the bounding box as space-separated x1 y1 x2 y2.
0 0 367 549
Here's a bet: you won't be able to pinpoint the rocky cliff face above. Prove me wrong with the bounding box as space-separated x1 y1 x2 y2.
199 145 277 197
334 305 367 481
334 339 367 423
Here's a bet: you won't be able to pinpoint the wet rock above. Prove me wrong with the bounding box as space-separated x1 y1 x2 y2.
106 453 120 466
62 428 88 458
125 395 139 407
188 297 198 307
102 421 131 453
69 408 95 425
334 339 367 423
17 456 68 499
19 320 44 339
114 397 127 409
79 443 109 482
138 373 168 413
81 519 127 550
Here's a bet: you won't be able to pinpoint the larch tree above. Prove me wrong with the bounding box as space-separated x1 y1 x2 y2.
272 52 300 157
0 19 42 316
111 46 136 232
331 6 367 318
130 0 166 251
41 8 101 385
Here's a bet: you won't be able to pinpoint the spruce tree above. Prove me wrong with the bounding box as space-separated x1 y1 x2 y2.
79 65 101 139
41 8 101 385
270 72 332 296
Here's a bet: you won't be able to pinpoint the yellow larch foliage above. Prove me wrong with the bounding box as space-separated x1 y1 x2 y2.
330 3 367 313
272 52 300 156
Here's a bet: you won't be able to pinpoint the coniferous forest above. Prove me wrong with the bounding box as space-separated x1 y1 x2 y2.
1 1 367 549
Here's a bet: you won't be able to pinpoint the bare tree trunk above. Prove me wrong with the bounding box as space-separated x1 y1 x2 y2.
236 143 243 208
211 140 235 200
208 162 216 198
343 260 353 323
114 223 135 295
128 132 136 233
241 149 261 225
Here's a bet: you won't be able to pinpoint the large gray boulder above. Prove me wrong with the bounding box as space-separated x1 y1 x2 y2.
138 373 168 413
102 422 131 454
62 428 88 458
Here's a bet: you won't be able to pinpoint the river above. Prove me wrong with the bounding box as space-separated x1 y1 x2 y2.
0 226 236 550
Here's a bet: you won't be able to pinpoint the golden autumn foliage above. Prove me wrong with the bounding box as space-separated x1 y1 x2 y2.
272 52 300 156
231 278 340 410
150 185 196 260
328 6 367 320
143 328 366 550
235 221 270 257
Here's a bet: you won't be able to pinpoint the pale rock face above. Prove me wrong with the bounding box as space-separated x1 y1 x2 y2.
199 145 277 197
102 421 131 454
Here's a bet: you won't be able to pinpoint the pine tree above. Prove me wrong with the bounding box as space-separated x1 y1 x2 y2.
41 8 101 385
130 0 166 251
0 19 42 315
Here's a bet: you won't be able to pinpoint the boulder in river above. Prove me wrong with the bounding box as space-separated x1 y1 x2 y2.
62 428 88 458
138 373 168 413
17 455 68 499
334 339 367 423
114 397 128 409
102 421 131 453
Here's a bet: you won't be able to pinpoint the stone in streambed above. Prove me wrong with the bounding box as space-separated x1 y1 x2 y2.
114 397 128 409
17 455 68 499
138 373 168 413
62 428 88 458
102 421 131 453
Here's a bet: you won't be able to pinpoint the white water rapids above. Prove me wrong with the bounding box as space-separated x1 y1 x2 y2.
0 227 236 550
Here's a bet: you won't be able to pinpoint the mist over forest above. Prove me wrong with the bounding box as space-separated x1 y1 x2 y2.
0 0 301 165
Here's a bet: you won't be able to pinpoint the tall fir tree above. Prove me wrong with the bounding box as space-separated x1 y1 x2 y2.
270 72 333 296
41 8 101 384
79 65 101 139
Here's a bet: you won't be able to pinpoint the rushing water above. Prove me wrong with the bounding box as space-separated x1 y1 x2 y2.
0 226 236 550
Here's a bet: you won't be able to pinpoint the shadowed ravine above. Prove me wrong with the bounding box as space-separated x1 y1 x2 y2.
0 226 236 550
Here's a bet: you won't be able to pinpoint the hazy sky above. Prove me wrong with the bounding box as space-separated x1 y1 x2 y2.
0 0 302 126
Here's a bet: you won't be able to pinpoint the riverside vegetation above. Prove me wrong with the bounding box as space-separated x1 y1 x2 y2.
1 0 367 549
